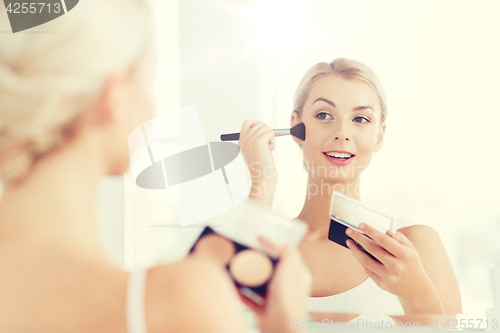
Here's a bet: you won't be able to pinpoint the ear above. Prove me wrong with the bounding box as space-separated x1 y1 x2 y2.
290 111 302 147
374 122 386 152
89 72 128 128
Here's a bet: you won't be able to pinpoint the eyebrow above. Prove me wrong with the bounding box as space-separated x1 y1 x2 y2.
313 98 374 112
353 105 374 112
313 97 335 108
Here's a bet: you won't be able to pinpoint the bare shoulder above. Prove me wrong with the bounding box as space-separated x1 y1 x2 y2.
0 239 129 333
396 224 443 252
396 224 439 240
146 256 235 304
145 257 248 333
396 224 450 271
397 224 463 314
148 255 227 283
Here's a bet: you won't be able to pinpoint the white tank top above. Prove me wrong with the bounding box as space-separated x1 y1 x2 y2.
307 276 405 316
127 269 148 333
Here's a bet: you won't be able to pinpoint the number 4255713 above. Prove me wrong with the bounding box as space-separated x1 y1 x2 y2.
6 3 62 14
443 318 498 330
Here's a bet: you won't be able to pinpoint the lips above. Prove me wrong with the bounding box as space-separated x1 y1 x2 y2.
323 151 355 166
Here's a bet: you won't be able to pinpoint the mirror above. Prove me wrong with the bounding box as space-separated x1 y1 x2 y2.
125 0 500 324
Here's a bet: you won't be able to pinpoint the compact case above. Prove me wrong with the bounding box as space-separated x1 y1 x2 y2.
189 226 279 305
187 199 308 305
328 191 393 262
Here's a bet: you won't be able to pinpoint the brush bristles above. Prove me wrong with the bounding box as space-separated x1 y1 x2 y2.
290 123 306 141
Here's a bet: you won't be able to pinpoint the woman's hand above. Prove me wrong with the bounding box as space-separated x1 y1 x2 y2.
238 120 277 208
239 238 312 333
345 224 446 314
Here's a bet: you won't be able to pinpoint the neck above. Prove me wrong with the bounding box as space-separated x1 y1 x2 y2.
297 175 361 238
0 133 107 259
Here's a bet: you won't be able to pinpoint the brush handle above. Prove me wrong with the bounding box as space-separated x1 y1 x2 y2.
273 129 291 136
220 129 291 141
220 133 240 141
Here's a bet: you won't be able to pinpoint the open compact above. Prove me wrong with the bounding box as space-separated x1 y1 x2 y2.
328 191 393 263
190 226 278 305
187 199 308 305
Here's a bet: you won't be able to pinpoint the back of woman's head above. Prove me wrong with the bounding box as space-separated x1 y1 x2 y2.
293 58 387 123
0 0 151 185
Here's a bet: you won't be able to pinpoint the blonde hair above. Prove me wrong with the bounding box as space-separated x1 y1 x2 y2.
0 0 152 185
293 58 387 123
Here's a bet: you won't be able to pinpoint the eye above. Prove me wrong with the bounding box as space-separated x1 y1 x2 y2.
353 116 370 123
316 112 332 120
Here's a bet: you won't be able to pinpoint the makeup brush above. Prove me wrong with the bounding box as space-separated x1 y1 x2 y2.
220 122 306 141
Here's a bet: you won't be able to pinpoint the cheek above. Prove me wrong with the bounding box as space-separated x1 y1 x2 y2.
138 76 156 121
126 85 155 134
353 128 378 154
116 89 155 173
301 123 329 157
135 93 155 127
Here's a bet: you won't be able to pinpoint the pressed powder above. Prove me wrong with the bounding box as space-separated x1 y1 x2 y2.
229 249 274 287
193 233 235 266
189 226 284 305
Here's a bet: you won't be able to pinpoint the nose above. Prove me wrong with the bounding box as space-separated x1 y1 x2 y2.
334 120 350 141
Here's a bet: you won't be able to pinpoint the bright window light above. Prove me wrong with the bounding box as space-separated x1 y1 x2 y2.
224 0 316 57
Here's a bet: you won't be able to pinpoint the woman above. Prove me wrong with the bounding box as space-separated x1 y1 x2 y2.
238 58 462 322
0 1 311 332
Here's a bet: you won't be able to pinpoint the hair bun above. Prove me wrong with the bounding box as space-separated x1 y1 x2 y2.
0 0 151 185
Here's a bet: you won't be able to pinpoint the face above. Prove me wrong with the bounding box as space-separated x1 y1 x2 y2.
291 75 385 183
104 44 157 175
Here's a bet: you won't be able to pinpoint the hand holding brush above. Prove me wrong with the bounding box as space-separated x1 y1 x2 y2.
232 121 306 208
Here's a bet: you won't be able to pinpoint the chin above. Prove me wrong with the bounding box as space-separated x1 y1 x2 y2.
107 157 131 176
321 174 357 184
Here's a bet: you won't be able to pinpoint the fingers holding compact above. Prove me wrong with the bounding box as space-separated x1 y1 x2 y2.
348 223 411 259
251 237 312 332
346 224 428 297
346 223 413 274
266 244 312 327
386 228 414 249
345 234 387 277
257 235 312 295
